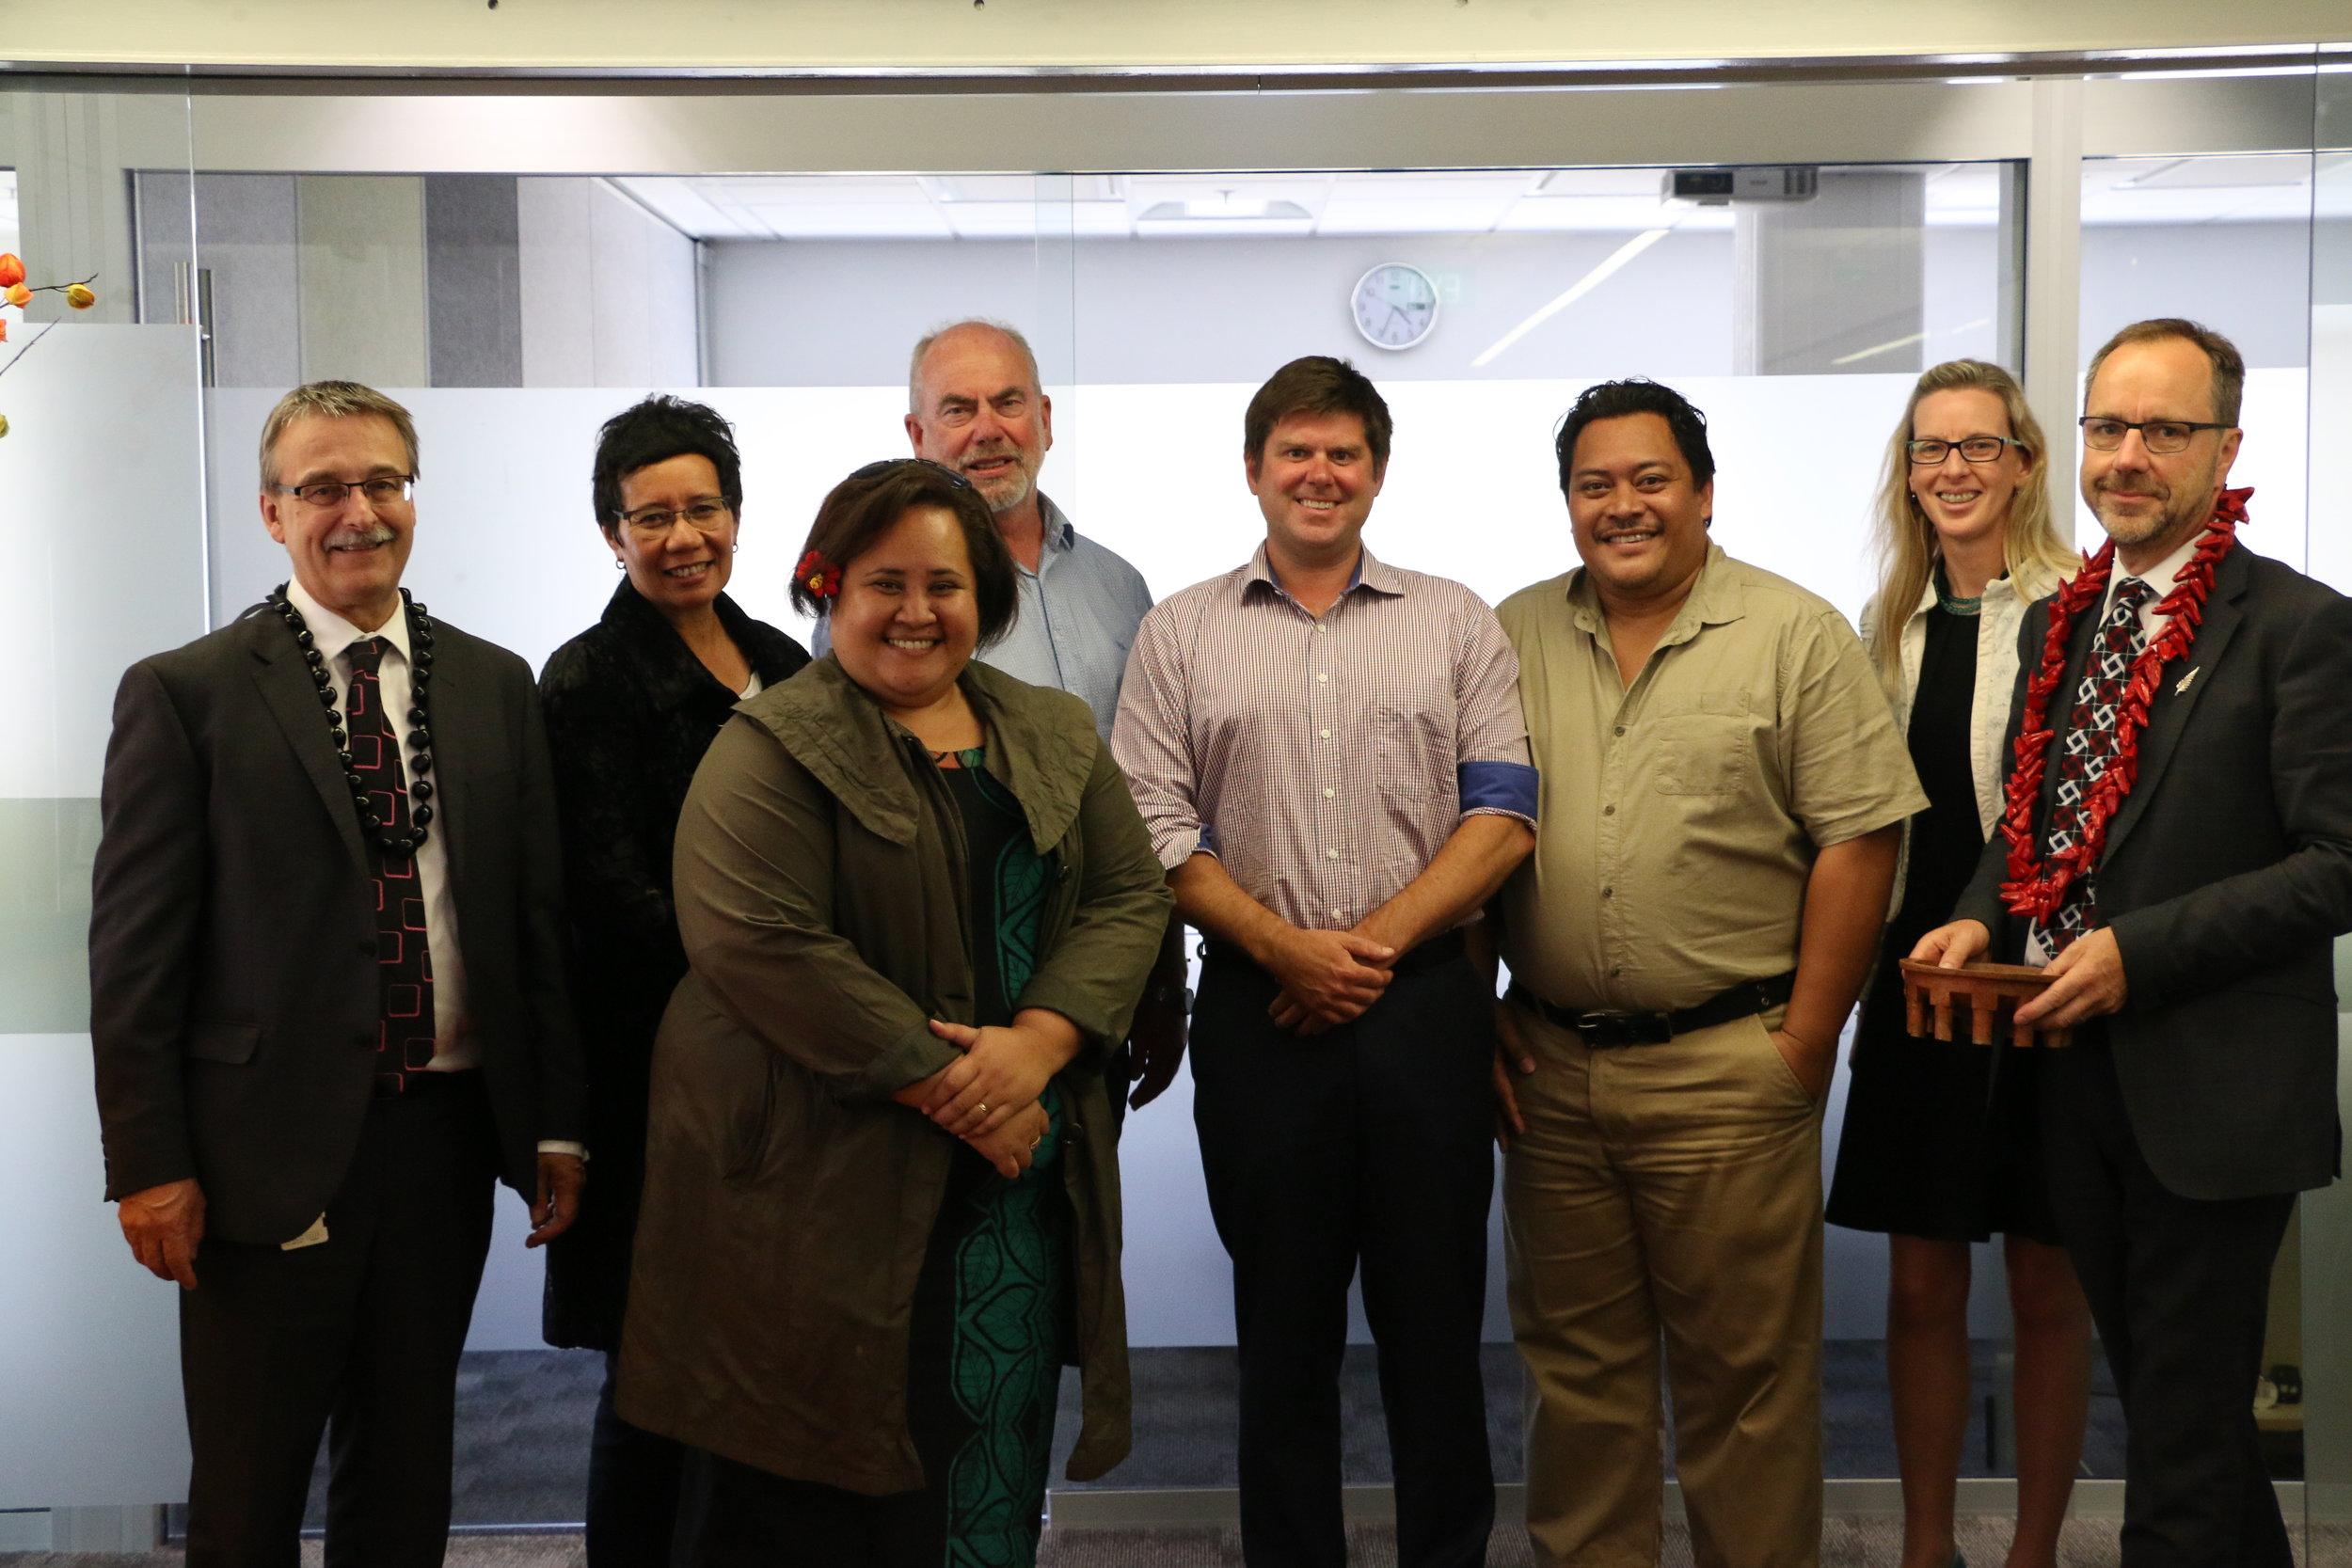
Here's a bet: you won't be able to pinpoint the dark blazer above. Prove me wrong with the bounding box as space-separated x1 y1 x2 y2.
1955 544 2352 1201
536 582 808 1349
89 602 587 1245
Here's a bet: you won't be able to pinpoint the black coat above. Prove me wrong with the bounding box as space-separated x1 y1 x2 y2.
538 581 809 1349
1956 543 2352 1201
89 606 585 1243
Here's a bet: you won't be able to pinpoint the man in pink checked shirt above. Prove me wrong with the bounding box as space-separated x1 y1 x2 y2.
1113 355 1537 1568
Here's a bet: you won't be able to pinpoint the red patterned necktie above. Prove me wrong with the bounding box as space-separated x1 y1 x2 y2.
346 638 437 1095
2030 578 2154 956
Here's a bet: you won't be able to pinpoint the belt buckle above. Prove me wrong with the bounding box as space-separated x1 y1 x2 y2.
1575 1010 1669 1049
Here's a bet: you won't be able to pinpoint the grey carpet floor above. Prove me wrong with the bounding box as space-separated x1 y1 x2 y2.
6 1518 2347 1567
373 1339 2131 1528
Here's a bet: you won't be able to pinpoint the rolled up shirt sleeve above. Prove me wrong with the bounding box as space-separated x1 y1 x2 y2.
1111 601 1206 870
1452 594 1538 826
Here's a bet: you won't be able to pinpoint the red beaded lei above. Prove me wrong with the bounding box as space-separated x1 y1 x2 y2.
1996 486 2249 921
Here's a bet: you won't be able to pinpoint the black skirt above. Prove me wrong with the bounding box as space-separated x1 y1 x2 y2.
1825 927 2063 1245
1826 595 2062 1247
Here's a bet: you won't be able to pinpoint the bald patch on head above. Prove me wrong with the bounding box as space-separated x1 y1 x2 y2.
909 319 1041 412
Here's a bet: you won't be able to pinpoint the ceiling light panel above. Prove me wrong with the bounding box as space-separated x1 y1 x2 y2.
1316 198 1516 234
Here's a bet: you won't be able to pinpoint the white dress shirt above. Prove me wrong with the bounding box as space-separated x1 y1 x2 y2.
284 581 582 1158
286 579 475 1070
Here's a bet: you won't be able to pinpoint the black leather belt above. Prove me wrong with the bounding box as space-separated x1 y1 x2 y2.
1204 928 1466 979
1506 972 1796 1049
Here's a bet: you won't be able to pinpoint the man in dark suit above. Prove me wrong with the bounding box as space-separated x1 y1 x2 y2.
1918 319 2352 1564
90 380 588 1568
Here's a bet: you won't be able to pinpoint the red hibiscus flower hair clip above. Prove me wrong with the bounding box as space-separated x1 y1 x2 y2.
797 547 841 601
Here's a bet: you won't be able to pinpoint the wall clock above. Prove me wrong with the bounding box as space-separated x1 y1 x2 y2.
1350 262 1439 351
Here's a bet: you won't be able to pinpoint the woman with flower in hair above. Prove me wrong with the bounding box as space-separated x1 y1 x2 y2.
1827 359 2091 1568
619 458 1169 1567
538 394 809 1565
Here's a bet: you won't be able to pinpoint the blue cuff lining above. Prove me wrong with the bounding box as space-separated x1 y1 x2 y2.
1458 761 1539 819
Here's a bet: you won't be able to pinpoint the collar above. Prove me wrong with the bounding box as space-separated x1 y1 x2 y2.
744 655 1091 852
599 580 802 699
2108 530 2201 608
1036 493 1076 556
285 576 411 666
1240 541 1405 605
1565 541 1743 640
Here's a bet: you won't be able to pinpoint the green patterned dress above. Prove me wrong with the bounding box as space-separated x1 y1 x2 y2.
899 749 1074 1568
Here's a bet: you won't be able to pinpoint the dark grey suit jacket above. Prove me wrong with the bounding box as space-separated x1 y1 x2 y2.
1955 544 2352 1202
89 603 587 1245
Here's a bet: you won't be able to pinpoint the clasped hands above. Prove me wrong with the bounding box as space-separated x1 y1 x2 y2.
1263 926 1399 1037
908 1007 1081 1180
1909 918 2129 1029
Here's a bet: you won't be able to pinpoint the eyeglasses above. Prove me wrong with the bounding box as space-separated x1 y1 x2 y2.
847 457 972 490
616 499 732 537
1906 436 2026 466
2078 416 2232 454
278 475 414 509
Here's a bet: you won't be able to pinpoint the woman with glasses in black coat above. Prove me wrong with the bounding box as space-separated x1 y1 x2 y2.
538 396 809 1566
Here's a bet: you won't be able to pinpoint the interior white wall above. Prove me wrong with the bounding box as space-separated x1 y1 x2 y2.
12 0 2347 73
0 326 209 1510
518 179 698 389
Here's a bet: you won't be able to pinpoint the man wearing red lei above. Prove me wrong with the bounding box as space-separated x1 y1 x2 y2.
1917 320 2352 1565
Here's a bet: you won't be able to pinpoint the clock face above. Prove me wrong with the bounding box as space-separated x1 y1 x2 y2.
1350 262 1439 351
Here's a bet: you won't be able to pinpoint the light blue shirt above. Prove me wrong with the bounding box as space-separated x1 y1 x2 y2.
815 494 1152 742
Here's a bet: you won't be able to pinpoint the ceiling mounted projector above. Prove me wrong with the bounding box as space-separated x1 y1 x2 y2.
1664 166 1820 205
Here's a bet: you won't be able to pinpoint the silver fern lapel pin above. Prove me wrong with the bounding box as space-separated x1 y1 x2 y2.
2175 666 2201 696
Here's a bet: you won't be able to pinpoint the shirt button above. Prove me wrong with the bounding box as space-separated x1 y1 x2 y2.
1323 787 1336 799
1319 728 1332 739
1332 910 1344 921
1326 848 1340 860
1610 966 1623 978
1603 804 1615 816
1316 673 1328 683
1602 887 1613 899
1315 624 1327 634
1613 725 1626 736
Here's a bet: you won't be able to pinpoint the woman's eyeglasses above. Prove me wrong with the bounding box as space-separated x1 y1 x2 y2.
1905 436 2026 466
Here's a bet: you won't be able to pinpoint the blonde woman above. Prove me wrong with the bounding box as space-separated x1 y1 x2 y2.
1826 360 2092 1568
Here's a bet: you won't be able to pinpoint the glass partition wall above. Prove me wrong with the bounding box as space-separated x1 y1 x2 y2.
2 55 2345 1552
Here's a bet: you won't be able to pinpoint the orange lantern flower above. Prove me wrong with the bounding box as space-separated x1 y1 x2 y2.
0 254 23 290
3 283 28 309
64 284 96 310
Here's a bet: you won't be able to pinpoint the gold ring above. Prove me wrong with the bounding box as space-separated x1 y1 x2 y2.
977 1102 989 1117
1029 1134 1043 1150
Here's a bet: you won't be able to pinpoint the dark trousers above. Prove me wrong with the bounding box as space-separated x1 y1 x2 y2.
180 1073 500 1568
585 1352 686 1567
2042 1036 2296 1568
1191 944 1496 1568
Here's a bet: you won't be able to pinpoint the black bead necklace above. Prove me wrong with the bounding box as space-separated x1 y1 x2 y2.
271 583 438 858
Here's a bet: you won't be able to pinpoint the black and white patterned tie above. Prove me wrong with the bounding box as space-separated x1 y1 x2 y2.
2029 578 2153 956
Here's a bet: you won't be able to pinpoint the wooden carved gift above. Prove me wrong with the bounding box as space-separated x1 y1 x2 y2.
1897 959 2073 1050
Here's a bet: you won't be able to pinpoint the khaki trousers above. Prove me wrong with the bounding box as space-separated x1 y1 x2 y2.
1503 1004 1825 1568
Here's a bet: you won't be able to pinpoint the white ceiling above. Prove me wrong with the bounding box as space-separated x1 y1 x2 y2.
614 155 2348 243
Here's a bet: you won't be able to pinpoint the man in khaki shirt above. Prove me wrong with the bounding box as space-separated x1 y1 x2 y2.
1484 379 1921 1568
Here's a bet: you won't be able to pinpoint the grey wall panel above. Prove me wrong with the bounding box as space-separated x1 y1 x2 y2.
193 172 299 389
295 173 427 387
424 174 523 388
